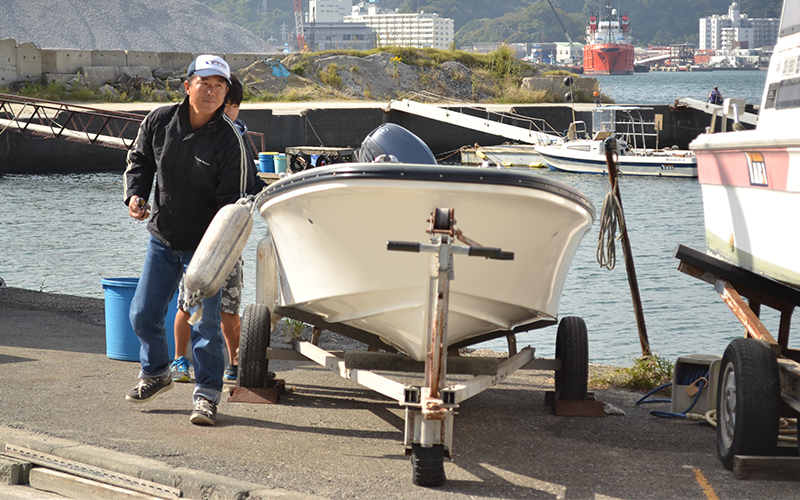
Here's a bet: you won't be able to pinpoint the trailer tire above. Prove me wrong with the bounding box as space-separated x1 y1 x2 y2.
238 303 271 388
555 316 588 401
410 444 446 487
717 338 780 470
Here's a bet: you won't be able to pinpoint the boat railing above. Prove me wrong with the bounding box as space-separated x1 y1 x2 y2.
398 90 563 138
0 92 266 154
706 98 748 134
593 107 662 150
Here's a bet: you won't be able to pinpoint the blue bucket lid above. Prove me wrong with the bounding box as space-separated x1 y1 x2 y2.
101 278 138 288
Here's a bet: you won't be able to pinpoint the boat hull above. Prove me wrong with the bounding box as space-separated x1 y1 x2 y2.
536 143 697 177
459 145 546 168
256 163 595 361
689 10 800 287
583 43 635 75
691 131 800 286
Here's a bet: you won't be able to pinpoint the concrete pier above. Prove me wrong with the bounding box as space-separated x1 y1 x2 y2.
0 100 732 174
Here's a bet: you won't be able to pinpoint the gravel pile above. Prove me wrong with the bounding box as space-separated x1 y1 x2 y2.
0 0 269 54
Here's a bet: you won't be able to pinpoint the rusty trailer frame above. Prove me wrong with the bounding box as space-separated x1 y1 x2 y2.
674 244 800 474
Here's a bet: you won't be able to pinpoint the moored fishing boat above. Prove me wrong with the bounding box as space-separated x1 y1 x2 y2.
459 143 547 168
583 1 635 75
535 106 697 177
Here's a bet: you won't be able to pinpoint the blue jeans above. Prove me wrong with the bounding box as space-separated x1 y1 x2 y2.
129 235 225 404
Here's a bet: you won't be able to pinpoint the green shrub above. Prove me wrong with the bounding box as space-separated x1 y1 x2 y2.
319 63 343 88
590 354 674 393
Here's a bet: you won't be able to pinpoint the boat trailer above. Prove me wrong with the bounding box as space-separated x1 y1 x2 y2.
236 208 601 487
674 244 800 477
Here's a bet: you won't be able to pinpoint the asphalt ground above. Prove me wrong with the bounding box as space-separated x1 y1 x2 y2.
0 286 798 499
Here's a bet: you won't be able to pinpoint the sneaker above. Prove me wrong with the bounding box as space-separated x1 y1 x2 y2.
171 356 191 383
223 364 237 382
189 397 217 425
125 375 173 403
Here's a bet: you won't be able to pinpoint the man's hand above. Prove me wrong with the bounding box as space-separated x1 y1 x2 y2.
128 195 151 221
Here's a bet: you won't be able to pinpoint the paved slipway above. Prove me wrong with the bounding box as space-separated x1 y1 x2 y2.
0 286 797 499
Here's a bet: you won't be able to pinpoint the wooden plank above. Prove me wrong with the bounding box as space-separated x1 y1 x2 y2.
3 445 180 499
544 391 605 417
733 455 800 481
227 385 281 404
29 468 162 500
553 399 606 417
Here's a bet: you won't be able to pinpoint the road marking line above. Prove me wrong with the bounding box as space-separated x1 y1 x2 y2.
693 468 719 500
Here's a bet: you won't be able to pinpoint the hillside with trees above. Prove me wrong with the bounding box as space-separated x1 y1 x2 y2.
198 0 784 48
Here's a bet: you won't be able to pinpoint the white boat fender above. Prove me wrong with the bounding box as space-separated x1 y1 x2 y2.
185 198 254 324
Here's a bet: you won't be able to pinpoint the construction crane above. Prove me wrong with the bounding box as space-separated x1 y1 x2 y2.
293 0 307 52
546 0 579 65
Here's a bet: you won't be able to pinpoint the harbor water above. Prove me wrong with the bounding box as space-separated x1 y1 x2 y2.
0 70 784 367
4 169 795 367
595 69 768 106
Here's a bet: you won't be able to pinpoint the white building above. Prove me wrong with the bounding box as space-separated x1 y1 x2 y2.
344 2 454 50
699 2 779 51
308 0 350 23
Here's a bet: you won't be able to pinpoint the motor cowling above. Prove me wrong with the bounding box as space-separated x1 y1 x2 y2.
355 123 437 164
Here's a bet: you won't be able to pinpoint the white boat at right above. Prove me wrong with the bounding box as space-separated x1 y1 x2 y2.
536 106 698 177
690 17 800 284
674 0 800 473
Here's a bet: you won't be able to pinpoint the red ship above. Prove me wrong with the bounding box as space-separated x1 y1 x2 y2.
583 2 634 75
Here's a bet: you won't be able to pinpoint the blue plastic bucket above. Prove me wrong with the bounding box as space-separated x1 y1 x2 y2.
273 153 287 173
101 278 178 361
258 152 278 173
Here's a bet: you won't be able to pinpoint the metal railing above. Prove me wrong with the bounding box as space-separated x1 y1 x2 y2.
0 93 265 153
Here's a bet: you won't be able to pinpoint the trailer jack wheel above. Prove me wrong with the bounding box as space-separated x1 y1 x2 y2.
238 303 272 388
716 338 780 469
410 444 446 487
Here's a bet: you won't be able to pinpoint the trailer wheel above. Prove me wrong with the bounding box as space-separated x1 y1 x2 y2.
410 444 446 487
554 316 588 401
717 338 780 470
238 303 271 388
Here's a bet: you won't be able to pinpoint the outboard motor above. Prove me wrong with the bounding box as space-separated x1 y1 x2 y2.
355 123 437 164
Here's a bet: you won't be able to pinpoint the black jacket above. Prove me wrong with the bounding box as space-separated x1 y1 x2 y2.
124 98 266 251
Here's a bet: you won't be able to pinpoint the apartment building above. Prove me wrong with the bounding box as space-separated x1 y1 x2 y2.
699 2 779 51
344 2 454 50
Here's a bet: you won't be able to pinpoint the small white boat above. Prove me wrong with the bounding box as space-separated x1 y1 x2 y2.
255 161 595 361
536 106 698 177
459 144 547 168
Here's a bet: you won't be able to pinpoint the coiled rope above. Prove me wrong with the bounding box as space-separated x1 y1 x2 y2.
596 174 627 270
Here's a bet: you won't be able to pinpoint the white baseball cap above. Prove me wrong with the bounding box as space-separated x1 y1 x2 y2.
187 54 231 83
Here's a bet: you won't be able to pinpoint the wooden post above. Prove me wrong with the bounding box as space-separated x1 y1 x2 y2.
604 138 652 357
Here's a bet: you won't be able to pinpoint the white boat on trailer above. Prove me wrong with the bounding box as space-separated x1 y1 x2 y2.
251 161 595 485
535 106 698 177
675 0 800 472
186 124 597 486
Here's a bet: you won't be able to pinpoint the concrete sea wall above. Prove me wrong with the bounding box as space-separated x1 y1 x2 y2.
0 38 270 87
0 101 717 174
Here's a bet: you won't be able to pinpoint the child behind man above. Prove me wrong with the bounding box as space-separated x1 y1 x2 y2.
170 74 266 384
